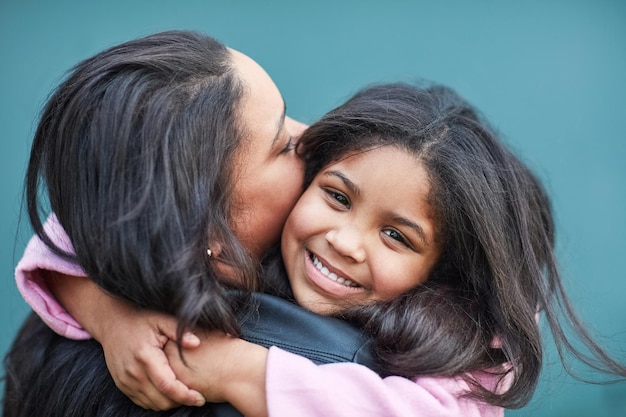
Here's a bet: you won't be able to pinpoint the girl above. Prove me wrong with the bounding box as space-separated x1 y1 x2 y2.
162 82 626 416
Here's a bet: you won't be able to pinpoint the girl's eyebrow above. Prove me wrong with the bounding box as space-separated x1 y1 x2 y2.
324 170 360 197
392 215 429 247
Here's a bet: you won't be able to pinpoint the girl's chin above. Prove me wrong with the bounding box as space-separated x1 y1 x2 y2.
294 293 341 316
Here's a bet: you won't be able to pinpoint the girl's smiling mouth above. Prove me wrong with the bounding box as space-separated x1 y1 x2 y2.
305 250 363 294
311 254 360 287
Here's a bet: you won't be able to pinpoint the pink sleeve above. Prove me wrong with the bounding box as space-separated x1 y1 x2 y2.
15 215 92 340
266 347 504 417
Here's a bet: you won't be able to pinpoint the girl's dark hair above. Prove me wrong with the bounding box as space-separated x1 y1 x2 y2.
297 83 626 408
25 30 255 336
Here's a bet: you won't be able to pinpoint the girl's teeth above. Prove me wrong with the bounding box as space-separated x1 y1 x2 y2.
311 254 358 287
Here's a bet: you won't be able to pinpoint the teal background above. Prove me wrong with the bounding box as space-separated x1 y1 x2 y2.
1 1 625 415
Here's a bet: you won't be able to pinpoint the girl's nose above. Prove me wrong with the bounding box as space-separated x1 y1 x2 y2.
325 226 366 263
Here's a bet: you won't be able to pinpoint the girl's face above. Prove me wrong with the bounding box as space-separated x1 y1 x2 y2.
281 146 442 315
229 49 307 260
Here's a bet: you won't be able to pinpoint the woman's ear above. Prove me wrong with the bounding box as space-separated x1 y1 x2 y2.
207 242 224 258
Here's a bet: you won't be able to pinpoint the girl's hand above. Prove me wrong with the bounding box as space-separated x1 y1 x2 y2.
165 332 269 417
99 305 206 410
47 273 206 410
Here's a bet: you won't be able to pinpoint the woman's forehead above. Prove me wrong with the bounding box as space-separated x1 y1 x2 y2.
229 48 286 156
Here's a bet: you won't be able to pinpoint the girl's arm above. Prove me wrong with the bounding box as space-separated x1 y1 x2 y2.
166 333 269 417
167 328 505 417
15 215 204 409
15 220 91 339
264 347 504 417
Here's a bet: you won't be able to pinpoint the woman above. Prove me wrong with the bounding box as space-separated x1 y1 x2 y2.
4 30 376 416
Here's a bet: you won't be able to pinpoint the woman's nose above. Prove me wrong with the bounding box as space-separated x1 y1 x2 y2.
325 226 366 263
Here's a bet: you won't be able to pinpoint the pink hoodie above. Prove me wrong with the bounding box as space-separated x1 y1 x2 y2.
15 215 505 417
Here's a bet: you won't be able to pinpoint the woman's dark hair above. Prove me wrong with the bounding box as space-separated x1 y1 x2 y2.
3 312 244 417
296 83 626 408
4 29 263 417
25 30 256 336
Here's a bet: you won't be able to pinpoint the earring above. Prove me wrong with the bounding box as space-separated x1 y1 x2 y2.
206 248 213 257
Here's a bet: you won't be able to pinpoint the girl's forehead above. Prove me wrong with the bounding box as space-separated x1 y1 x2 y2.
322 145 415 170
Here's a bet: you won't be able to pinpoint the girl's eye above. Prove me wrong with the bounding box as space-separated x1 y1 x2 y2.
280 136 295 154
324 188 350 208
383 229 411 248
